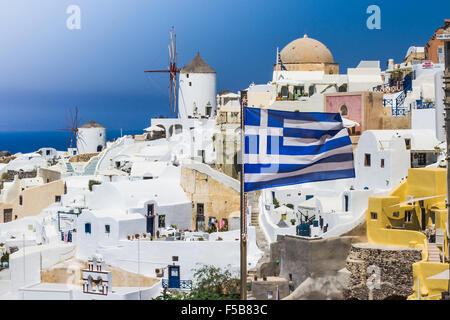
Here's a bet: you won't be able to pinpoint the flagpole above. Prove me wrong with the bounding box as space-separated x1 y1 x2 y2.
240 92 247 300
276 47 279 82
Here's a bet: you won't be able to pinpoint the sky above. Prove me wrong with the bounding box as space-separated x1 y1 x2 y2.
0 0 449 132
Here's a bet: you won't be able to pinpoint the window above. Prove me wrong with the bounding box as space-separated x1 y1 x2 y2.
55 195 61 203
267 291 273 299
308 85 316 96
393 211 399 218
340 105 348 116
46 150 50 156
364 154 371 167
380 159 385 168
3 209 12 223
371 212 378 220
294 86 304 99
306 195 313 200
19 195 23 206
186 74 189 78
281 86 288 100
418 153 426 166
405 211 412 223
189 82 192 86
85 223 91 234
105 225 110 233
158 215 166 228
197 203 204 216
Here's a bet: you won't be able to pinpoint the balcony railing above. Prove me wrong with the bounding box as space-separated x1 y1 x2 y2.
161 279 193 290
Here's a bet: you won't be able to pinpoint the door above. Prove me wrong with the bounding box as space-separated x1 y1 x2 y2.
168 265 181 289
421 209 426 231
147 216 154 235
3 209 12 223
344 195 349 212
196 216 205 232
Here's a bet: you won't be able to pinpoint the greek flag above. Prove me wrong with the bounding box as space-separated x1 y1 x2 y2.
278 51 287 71
244 107 355 192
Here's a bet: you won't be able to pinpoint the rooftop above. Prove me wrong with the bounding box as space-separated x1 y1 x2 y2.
180 53 216 74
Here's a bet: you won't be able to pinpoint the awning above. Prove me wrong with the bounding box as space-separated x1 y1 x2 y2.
427 270 449 280
144 125 165 132
342 118 360 128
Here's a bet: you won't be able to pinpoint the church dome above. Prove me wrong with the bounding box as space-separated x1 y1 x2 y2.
280 34 334 64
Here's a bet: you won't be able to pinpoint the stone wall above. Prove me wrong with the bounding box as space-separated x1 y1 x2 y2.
270 235 354 289
69 153 99 163
3 170 37 182
344 243 422 300
180 166 240 231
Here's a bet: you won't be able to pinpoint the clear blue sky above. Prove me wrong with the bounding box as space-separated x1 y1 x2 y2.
0 0 448 131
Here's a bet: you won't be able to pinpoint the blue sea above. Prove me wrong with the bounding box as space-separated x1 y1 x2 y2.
0 130 144 154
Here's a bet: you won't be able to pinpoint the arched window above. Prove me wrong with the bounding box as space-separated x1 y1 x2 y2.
340 105 348 116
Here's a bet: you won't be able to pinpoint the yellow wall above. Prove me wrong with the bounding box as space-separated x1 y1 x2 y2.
409 261 449 300
365 167 449 299
0 180 64 223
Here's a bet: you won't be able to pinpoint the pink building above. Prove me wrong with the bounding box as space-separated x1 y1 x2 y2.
324 91 388 136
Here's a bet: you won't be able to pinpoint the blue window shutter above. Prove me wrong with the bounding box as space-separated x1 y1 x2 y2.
85 223 91 234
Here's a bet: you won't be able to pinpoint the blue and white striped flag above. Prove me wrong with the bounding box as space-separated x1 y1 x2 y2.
277 51 287 71
244 107 355 192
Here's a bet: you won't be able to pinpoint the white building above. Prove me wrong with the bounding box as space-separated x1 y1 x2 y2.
246 35 382 112
77 121 106 154
355 129 441 190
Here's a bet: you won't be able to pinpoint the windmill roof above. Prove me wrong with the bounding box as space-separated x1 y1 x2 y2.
181 53 216 74
80 120 105 129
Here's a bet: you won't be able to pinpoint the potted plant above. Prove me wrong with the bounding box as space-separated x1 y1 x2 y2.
290 219 296 226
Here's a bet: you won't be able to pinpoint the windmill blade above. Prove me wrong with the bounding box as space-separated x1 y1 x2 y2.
174 34 177 66
65 115 72 129
74 107 79 128
169 79 173 110
69 108 75 129
173 77 177 113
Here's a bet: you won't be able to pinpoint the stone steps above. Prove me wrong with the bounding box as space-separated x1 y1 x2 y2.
428 243 442 263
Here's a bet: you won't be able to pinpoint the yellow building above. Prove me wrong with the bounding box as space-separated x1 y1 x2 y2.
0 176 65 223
366 167 449 300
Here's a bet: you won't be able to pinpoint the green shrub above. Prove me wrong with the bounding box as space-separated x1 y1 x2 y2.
88 180 101 191
273 196 280 208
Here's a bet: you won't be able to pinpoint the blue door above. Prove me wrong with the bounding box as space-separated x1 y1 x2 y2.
147 216 154 235
168 265 180 289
